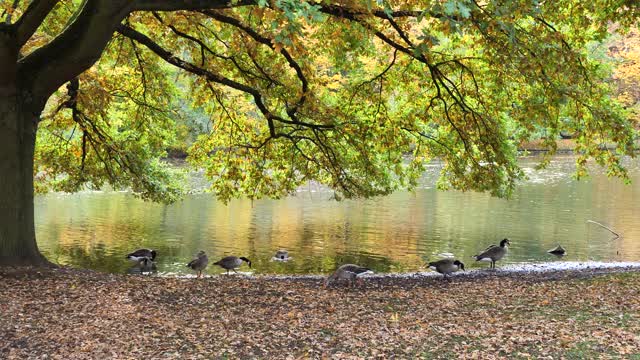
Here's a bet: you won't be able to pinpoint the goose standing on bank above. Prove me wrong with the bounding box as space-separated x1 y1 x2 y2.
473 238 510 269
428 259 465 278
126 248 157 263
214 256 252 274
187 251 209 278
324 264 372 288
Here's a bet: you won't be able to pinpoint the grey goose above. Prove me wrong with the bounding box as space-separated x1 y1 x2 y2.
428 259 465 278
473 238 510 269
126 248 157 263
213 256 252 274
186 251 209 278
324 264 372 288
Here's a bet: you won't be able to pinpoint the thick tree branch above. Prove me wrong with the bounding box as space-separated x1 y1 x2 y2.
133 0 255 12
18 0 135 103
201 10 309 119
116 24 332 132
153 13 271 85
13 0 58 47
16 0 264 106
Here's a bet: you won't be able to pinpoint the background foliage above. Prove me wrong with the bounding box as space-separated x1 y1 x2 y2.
8 0 637 203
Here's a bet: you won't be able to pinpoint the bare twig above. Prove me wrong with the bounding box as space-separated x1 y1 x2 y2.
587 220 620 240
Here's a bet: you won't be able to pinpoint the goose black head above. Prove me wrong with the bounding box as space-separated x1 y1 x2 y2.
500 238 511 247
240 257 252 268
454 260 465 271
150 250 157 261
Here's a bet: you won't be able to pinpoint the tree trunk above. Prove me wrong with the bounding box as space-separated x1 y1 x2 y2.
0 83 49 266
0 28 49 266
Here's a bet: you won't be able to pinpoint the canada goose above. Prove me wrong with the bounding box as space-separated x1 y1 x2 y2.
126 257 157 275
213 256 252 274
126 248 157 262
135 257 157 272
548 245 566 256
186 251 209 278
274 250 289 260
324 264 372 288
473 238 510 269
428 259 465 278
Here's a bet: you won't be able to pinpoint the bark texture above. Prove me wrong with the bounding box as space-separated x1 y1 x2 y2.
0 27 47 265
0 83 48 265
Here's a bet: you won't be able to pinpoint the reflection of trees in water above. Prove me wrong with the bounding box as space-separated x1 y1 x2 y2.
35 157 640 274
51 243 123 273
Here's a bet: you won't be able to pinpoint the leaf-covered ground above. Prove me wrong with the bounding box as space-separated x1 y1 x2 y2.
1 267 640 359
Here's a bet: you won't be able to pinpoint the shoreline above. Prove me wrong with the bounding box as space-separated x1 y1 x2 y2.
2 260 640 281
2 262 640 358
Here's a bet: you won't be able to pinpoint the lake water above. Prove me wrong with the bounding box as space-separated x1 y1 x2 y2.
35 155 640 276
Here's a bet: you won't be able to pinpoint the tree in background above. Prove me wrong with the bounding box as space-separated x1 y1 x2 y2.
0 0 637 265
608 25 640 125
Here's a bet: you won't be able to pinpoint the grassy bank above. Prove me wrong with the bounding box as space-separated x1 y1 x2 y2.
1 267 640 359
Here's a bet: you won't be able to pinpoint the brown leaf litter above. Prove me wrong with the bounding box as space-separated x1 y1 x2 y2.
1 266 640 359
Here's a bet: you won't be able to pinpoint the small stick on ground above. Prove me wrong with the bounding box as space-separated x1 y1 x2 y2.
587 220 620 240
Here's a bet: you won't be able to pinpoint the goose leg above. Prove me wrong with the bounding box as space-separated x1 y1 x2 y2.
233 268 238 274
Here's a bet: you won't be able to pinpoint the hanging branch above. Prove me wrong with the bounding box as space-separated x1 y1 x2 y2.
587 220 620 240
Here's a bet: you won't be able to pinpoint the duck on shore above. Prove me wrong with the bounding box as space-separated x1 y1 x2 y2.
187 251 209 278
214 256 252 274
324 264 372 288
473 238 510 269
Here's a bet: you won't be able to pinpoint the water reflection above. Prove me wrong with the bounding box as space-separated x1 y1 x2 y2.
35 156 640 275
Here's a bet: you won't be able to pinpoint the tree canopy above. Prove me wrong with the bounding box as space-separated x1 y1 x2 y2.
5 0 639 204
